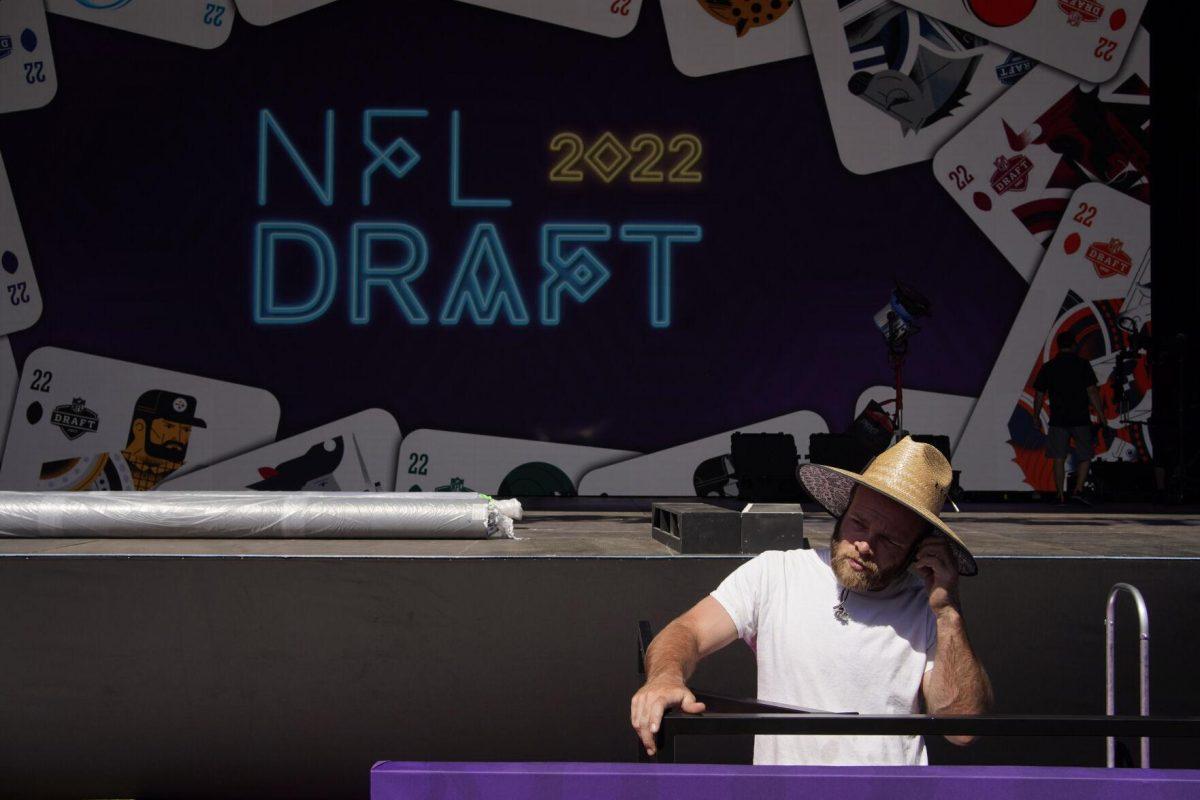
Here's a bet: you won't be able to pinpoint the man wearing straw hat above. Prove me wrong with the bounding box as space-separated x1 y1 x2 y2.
632 436 992 765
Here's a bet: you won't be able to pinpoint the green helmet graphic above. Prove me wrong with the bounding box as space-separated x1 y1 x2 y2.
498 462 575 497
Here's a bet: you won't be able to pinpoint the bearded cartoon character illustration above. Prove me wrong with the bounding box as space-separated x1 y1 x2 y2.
39 390 206 491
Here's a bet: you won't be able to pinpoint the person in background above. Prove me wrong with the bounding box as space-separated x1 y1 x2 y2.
1033 333 1108 505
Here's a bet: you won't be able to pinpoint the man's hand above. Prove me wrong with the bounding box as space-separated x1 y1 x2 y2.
630 678 706 756
1031 391 1046 432
1086 384 1108 425
913 536 960 614
919 537 993 737
631 597 737 755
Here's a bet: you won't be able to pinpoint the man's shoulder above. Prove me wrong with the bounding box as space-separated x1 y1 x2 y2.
1043 355 1067 372
738 547 821 572
1060 352 1092 370
727 549 831 609
1035 357 1059 383
756 548 828 583
763 547 823 564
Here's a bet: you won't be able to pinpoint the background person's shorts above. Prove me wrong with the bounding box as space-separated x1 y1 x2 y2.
1046 425 1094 461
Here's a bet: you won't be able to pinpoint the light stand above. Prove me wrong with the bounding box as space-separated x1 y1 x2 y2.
874 281 932 440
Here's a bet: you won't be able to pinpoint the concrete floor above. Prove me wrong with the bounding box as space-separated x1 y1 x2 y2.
0 509 1197 558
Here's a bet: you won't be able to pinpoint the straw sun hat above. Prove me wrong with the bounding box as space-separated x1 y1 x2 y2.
797 435 977 576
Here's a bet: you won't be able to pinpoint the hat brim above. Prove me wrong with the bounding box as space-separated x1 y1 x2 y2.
797 462 977 577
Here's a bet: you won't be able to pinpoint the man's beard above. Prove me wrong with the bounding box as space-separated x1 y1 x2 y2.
144 438 186 465
829 531 902 591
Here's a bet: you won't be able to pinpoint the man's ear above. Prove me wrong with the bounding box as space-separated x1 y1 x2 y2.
127 418 146 446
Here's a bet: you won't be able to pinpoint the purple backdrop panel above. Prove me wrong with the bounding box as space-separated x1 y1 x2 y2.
371 762 1200 800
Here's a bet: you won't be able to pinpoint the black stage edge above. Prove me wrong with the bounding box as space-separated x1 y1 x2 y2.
0 553 1197 799
519 497 1200 514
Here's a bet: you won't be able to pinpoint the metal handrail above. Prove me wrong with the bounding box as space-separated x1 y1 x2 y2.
654 712 1200 764
1106 583 1150 768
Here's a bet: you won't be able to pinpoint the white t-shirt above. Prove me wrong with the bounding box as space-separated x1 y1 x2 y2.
710 548 937 766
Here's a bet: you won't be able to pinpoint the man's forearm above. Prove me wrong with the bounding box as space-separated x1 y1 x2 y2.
928 608 992 716
1087 388 1106 422
645 621 701 685
1032 391 1045 421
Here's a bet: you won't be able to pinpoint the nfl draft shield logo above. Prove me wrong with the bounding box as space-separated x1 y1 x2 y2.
989 155 1033 194
50 398 100 440
0 35 11 61
1086 238 1132 278
995 53 1035 86
1058 0 1104 25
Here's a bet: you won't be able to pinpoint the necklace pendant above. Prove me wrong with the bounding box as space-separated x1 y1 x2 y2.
833 586 851 624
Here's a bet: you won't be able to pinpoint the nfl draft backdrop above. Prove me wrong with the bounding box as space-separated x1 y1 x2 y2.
0 0 1154 494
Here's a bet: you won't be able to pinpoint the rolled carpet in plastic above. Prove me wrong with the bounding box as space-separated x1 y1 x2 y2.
0 492 514 539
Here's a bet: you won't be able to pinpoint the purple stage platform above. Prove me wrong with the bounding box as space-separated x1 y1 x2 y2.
370 762 1200 800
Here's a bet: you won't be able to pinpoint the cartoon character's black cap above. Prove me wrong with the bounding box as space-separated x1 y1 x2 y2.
134 390 207 428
